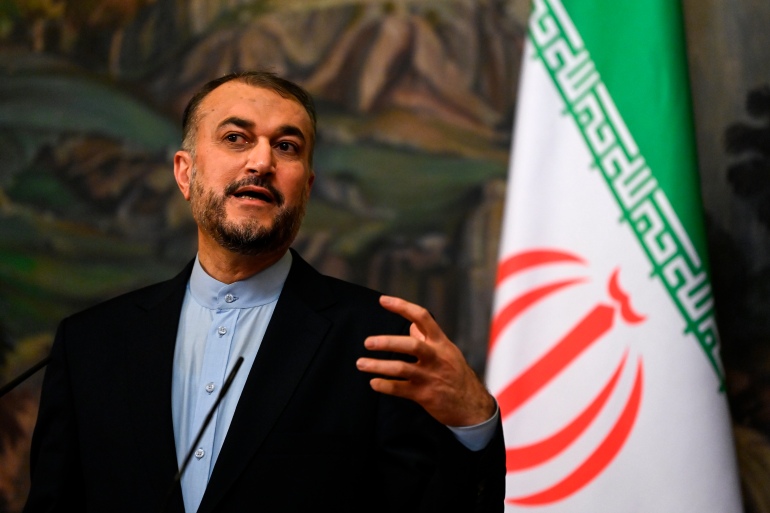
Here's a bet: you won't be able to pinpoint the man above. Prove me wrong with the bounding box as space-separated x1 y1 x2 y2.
25 71 505 513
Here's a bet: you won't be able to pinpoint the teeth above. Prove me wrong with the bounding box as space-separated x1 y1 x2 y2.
236 191 269 200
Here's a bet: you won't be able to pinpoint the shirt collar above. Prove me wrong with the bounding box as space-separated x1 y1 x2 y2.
188 251 292 309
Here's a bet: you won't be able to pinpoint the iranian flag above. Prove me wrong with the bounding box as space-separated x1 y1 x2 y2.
485 0 743 511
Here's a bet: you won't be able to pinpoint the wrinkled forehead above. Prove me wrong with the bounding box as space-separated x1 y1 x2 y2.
198 82 314 139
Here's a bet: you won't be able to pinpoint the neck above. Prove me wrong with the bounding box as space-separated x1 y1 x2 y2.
196 235 289 284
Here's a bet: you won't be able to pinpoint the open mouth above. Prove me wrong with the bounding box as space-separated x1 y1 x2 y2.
232 186 274 203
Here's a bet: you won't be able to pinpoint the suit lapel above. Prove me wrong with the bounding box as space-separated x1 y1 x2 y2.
124 262 193 512
197 252 333 513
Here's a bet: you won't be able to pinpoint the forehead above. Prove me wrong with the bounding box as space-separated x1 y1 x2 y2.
197 81 313 136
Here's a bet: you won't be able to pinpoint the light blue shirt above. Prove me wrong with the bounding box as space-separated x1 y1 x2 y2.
171 251 498 513
171 251 291 513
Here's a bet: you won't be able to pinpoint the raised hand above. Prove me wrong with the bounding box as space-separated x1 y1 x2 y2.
356 295 496 427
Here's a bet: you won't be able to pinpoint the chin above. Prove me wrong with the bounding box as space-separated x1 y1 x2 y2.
226 211 274 228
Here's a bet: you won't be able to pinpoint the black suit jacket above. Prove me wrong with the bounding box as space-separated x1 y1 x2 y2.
25 250 505 513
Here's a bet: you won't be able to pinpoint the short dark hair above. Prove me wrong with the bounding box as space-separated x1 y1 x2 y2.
181 70 317 165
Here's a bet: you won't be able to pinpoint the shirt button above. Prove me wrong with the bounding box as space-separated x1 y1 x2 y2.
205 382 216 394
224 294 236 303
217 326 227 336
194 448 205 459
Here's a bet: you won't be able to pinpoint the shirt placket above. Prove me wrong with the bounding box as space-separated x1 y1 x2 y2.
182 302 239 510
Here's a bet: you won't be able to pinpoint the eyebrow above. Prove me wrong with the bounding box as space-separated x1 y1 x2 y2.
217 116 255 131
275 124 307 144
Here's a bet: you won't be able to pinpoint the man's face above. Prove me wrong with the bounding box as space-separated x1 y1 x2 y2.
174 81 315 256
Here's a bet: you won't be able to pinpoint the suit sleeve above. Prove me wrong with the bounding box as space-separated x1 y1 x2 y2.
24 320 86 512
373 323 506 513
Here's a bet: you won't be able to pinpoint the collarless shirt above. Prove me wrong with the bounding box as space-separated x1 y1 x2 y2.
172 251 292 513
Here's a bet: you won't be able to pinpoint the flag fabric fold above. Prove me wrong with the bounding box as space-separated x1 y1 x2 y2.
486 1 743 511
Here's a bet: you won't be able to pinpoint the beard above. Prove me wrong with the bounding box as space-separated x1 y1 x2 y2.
189 170 307 256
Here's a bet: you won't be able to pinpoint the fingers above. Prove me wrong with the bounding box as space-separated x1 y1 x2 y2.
368 376 415 400
356 353 427 405
358 295 446 382
379 295 442 341
359 295 498 426
356 355 416 381
363 333 434 359
409 322 426 342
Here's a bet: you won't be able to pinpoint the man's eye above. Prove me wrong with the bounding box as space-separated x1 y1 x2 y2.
276 141 297 153
225 133 244 143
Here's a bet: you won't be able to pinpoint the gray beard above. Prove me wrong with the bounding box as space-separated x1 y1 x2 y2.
190 172 306 256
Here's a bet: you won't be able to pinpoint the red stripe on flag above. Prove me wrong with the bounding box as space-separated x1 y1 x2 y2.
495 249 585 286
506 352 628 471
508 360 644 506
497 304 616 420
489 278 585 354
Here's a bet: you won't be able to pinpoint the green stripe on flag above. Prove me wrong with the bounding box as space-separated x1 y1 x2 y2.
527 0 723 386
564 0 707 263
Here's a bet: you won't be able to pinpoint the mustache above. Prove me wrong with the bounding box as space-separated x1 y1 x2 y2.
224 176 285 206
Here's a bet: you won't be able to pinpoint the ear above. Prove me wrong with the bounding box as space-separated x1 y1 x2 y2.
305 170 315 200
173 151 193 201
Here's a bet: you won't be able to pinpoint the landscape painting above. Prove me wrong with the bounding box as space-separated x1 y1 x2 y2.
1 1 769 511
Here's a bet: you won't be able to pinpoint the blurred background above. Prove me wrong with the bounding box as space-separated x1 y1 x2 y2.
0 0 768 511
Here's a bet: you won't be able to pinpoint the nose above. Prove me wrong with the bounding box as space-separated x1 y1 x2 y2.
246 138 274 174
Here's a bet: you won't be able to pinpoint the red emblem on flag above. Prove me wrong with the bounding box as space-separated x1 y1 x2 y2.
490 249 646 505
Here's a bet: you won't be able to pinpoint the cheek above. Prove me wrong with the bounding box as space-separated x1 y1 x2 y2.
197 172 232 197
281 172 313 200
196 154 242 184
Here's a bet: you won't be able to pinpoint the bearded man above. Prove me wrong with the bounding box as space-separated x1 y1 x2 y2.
24 71 505 513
